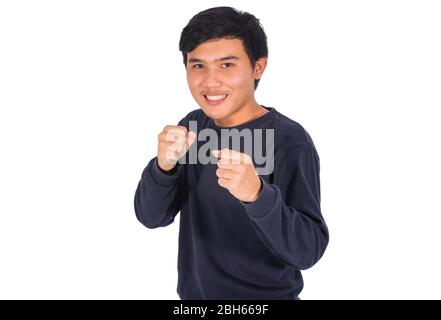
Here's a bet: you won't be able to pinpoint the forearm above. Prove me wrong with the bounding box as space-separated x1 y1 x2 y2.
134 157 181 229
242 178 329 270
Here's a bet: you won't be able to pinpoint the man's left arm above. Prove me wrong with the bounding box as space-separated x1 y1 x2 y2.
213 145 329 270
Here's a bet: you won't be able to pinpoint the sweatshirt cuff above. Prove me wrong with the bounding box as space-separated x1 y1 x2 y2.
150 157 180 187
241 177 277 219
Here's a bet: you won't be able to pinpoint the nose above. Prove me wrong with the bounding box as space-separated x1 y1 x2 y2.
201 68 222 88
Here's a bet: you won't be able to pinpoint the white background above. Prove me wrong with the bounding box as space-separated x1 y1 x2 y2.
1 0 440 299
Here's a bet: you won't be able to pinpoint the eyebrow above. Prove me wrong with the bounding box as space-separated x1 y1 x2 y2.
187 55 240 64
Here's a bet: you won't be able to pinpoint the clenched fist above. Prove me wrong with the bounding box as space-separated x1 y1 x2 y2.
157 125 197 172
212 148 263 202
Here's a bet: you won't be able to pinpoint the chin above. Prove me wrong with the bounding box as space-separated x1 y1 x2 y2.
204 108 233 122
199 103 228 118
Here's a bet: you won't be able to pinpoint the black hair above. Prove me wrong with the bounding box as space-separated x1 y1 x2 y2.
179 6 268 90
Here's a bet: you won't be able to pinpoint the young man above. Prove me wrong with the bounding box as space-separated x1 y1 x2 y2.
134 6 329 300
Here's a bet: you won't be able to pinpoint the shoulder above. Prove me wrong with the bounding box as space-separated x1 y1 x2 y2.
270 112 321 178
272 110 317 151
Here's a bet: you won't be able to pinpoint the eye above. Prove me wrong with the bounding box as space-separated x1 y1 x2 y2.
192 64 204 70
222 62 234 68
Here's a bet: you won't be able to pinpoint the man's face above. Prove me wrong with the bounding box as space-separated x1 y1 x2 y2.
186 38 263 123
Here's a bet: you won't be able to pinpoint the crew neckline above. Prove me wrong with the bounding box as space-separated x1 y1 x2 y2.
208 105 276 130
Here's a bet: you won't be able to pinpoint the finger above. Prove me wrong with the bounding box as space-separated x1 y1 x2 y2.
162 142 186 158
163 142 184 153
164 125 188 136
216 168 233 180
178 131 196 156
212 149 242 164
217 177 230 189
213 148 242 160
217 157 237 165
164 131 187 144
217 162 236 170
159 132 184 143
186 131 197 148
212 149 252 164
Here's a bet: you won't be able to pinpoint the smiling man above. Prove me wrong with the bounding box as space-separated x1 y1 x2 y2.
134 6 329 300
186 38 268 128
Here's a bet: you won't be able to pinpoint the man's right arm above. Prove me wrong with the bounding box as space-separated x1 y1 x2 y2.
134 124 196 229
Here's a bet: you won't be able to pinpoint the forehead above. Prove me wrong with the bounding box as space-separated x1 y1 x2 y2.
187 38 247 62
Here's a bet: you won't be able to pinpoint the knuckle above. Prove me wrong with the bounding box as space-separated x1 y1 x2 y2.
177 125 188 133
163 125 174 132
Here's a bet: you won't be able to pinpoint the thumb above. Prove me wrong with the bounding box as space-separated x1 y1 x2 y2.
186 131 197 148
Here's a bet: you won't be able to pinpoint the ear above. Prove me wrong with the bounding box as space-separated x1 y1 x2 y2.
253 57 268 80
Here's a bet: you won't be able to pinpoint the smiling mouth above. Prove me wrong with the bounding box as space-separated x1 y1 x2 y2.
204 94 228 105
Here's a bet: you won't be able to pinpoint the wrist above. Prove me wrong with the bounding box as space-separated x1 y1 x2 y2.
156 158 177 174
244 177 263 203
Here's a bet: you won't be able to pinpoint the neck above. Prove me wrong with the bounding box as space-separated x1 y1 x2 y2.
214 98 268 128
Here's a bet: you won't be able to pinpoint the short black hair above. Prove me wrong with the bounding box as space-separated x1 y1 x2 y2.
179 6 268 90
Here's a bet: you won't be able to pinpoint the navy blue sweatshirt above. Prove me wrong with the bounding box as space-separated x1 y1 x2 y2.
134 106 329 300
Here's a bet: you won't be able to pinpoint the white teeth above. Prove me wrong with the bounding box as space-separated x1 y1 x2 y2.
206 94 227 101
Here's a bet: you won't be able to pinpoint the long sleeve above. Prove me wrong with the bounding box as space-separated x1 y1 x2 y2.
134 156 185 229
241 143 329 270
